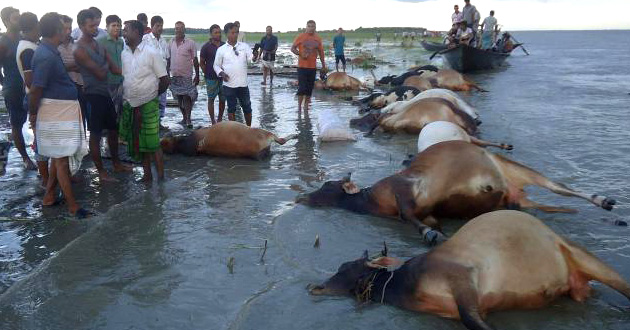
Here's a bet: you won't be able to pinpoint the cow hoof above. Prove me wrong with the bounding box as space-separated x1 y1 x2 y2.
423 230 446 246
504 144 514 151
601 198 616 211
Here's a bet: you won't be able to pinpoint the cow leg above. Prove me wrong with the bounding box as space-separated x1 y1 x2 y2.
273 133 298 145
452 276 496 330
493 155 616 211
469 136 513 151
517 197 578 213
394 193 445 245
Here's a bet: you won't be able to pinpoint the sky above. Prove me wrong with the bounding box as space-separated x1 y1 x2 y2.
2 0 629 32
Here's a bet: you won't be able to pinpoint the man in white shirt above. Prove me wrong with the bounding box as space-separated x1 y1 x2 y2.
451 4 463 27
121 20 170 182
480 10 498 49
455 20 474 45
213 22 255 126
142 15 170 127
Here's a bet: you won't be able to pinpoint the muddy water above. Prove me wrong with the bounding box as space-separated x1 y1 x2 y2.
1 31 629 329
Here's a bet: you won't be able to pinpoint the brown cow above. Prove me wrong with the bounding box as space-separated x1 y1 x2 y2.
160 121 296 159
308 210 630 330
325 72 364 91
429 69 486 92
350 98 477 135
296 141 615 244
402 75 433 91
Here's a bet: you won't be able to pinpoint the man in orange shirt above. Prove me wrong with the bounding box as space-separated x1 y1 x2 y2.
291 20 326 112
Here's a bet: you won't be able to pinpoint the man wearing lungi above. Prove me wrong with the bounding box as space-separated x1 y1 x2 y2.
168 21 199 129
120 20 169 182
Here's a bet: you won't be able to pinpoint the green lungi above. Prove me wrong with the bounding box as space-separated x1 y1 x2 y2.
120 98 160 161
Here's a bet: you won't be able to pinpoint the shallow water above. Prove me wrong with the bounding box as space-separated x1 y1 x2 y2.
1 31 630 329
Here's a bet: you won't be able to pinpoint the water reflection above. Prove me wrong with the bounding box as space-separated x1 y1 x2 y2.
293 111 322 187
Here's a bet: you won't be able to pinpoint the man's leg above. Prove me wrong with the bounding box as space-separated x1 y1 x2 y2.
182 96 193 127
336 56 340 72
42 159 58 206
177 95 186 123
262 66 268 85
141 152 152 182
159 92 167 129
218 97 225 122
55 157 81 215
342 56 346 72
269 65 274 85
8 91 36 170
208 96 216 124
304 96 311 112
237 87 253 127
224 86 238 122
108 129 131 172
37 158 49 188
89 131 115 182
154 149 164 181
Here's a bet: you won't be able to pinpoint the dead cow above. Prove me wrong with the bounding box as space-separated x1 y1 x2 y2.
309 210 630 330
325 72 364 91
160 121 296 159
296 141 615 244
417 121 512 153
353 86 421 113
350 98 477 135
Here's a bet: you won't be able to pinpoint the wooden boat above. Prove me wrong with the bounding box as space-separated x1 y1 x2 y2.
420 40 448 52
438 44 513 72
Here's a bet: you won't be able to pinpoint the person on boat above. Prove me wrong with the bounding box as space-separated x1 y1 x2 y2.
480 10 498 49
451 4 463 28
462 0 480 44
494 32 514 53
455 20 473 45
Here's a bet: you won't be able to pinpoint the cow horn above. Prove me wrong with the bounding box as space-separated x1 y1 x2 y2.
362 250 369 260
381 241 388 257
343 172 352 182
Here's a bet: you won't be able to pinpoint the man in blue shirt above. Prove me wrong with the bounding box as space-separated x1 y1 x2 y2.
0 6 37 171
259 25 277 85
332 27 346 72
29 12 89 218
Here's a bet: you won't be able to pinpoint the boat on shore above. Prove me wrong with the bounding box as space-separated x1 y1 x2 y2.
420 40 448 52
437 44 516 72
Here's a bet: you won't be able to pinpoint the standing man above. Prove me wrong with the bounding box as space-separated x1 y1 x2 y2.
120 20 169 182
332 27 345 72
137 13 151 34
199 24 225 124
143 15 170 129
16 12 49 183
0 6 37 170
480 10 498 49
213 22 254 126
71 7 106 41
58 15 87 127
291 20 326 113
98 15 124 121
259 25 277 85
29 12 89 218
452 4 463 26
462 0 480 44
74 9 130 182
168 21 199 128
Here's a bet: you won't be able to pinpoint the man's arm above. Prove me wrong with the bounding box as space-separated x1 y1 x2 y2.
158 75 170 95
199 47 207 77
318 41 326 70
213 48 229 82
193 56 200 85
28 85 43 128
74 46 107 80
291 37 300 56
104 49 122 76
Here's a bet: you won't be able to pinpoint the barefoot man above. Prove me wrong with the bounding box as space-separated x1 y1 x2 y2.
121 20 169 182
291 20 326 113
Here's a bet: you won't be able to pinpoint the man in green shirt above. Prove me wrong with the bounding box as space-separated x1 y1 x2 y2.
98 15 124 119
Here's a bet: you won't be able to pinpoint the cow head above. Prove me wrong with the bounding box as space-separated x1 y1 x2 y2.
296 173 360 207
160 133 197 156
378 75 395 85
308 247 403 297
349 113 381 132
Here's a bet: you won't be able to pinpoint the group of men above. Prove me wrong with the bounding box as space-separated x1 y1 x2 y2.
0 5 333 217
449 0 499 49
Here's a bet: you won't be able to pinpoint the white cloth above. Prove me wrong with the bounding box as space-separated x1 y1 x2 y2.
451 12 463 24
71 27 107 41
142 32 170 61
482 16 498 32
35 99 88 174
317 109 356 142
456 27 474 39
213 41 253 88
122 41 168 107
16 40 38 93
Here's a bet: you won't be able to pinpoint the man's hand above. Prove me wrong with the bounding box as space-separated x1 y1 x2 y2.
220 72 230 82
29 113 37 130
193 75 200 86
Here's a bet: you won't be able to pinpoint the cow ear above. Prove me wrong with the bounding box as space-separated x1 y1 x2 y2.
362 250 369 260
366 257 403 270
342 181 360 195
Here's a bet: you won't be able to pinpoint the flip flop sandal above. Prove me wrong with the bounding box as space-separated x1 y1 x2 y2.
74 208 93 219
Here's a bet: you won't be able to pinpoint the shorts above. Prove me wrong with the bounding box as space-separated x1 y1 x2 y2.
261 60 275 69
223 86 252 115
297 68 317 97
3 88 26 128
335 55 346 66
205 79 225 101
85 93 118 133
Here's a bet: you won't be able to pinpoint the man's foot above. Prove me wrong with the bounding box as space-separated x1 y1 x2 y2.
23 159 37 171
43 194 64 207
72 207 93 219
99 173 119 183
261 81 266 85
113 162 133 172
